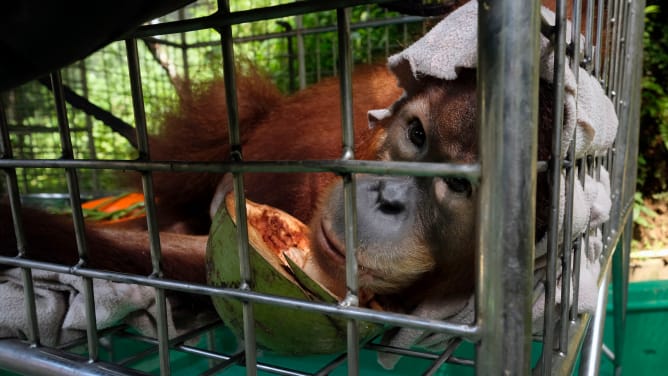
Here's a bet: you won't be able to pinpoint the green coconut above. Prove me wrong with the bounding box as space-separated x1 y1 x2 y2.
206 193 382 355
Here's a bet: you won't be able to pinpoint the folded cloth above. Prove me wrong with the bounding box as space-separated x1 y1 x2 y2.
376 0 618 369
0 268 216 347
386 1 617 159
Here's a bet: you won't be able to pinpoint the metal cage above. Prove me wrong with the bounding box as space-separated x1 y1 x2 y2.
0 0 645 374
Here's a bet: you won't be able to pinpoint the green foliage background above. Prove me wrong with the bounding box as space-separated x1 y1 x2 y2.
638 2 668 196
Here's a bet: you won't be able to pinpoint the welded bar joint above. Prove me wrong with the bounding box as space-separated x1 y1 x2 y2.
336 7 361 376
541 0 568 371
0 99 41 346
50 70 100 361
125 38 171 376
217 0 257 373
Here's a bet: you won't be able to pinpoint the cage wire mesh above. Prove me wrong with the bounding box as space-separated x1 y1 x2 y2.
0 0 644 375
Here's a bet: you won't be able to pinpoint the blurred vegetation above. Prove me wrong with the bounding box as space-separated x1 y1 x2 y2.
637 2 668 197
632 2 668 243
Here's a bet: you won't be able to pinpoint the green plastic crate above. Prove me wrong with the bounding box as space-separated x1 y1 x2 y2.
600 280 668 375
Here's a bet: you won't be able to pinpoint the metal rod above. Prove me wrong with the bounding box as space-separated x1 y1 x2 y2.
611 215 632 374
578 259 611 375
571 159 590 321
570 234 583 322
0 254 481 340
336 7 360 376
0 339 151 376
0 158 481 177
295 15 307 90
612 0 627 106
594 0 605 79
367 343 474 367
588 1 645 373
78 60 100 193
178 8 191 81
217 1 257 373
50 70 100 362
422 339 462 376
583 0 595 72
0 99 41 347
549 312 592 375
475 0 541 374
125 38 171 376
541 0 568 371
314 353 347 376
558 0 585 353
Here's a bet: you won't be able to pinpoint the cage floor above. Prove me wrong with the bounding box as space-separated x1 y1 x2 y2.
2 280 665 375
0 324 474 375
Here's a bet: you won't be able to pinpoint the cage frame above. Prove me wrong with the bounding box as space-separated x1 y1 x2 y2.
0 0 645 374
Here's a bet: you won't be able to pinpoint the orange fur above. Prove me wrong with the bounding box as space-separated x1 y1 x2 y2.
147 64 402 233
1 65 403 283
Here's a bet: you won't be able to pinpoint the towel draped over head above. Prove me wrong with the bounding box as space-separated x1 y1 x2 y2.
377 0 618 369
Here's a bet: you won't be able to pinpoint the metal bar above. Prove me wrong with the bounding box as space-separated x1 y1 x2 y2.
475 0 541 373
422 339 462 376
50 70 100 362
612 0 628 106
217 1 256 374
0 255 481 340
366 6 372 63
5 125 91 134
113 327 263 375
558 128 576 354
316 35 322 81
620 0 643 206
587 1 644 374
549 313 592 375
0 99 41 347
295 15 307 90
558 0 585 353
594 0 605 79
178 8 191 81
131 0 395 38
583 0 595 72
0 339 151 376
78 60 100 193
598 201 633 286
0 158 480 177
603 0 615 92
336 7 360 376
313 353 347 376
611 214 632 374
578 258 611 375
541 0 568 370
125 38 171 376
366 342 474 367
603 0 644 287
58 324 127 351
570 233 584 321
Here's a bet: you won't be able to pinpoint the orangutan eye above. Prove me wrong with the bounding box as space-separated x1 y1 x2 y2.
443 177 472 195
407 118 426 148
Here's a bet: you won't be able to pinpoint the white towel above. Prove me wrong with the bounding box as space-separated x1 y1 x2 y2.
0 268 216 346
385 1 617 159
377 0 618 369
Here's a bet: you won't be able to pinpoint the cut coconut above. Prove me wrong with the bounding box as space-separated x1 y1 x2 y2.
206 193 381 355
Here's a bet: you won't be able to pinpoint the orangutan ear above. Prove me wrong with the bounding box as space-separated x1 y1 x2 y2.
367 108 392 129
